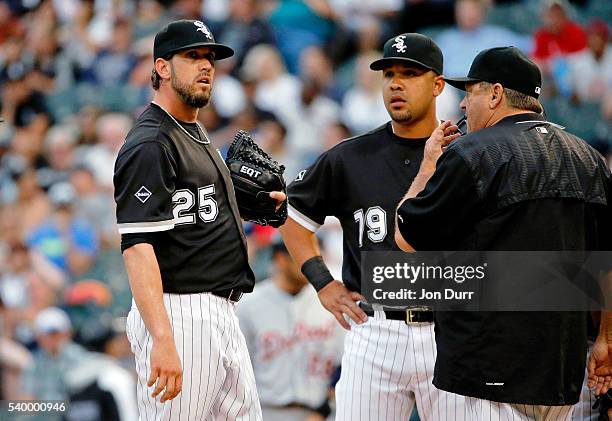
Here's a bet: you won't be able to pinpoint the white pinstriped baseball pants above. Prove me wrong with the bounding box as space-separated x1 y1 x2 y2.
466 397 574 421
126 293 262 421
334 311 467 421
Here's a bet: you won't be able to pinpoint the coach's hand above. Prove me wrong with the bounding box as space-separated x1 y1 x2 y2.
149 337 183 403
318 280 368 330
422 120 460 170
588 335 612 396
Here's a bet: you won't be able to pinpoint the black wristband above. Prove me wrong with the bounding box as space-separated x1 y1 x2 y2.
301 256 334 291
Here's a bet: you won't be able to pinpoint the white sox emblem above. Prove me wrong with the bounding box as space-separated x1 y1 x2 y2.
194 21 212 39
392 35 407 53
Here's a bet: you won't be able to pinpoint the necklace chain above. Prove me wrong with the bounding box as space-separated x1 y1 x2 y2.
151 101 210 144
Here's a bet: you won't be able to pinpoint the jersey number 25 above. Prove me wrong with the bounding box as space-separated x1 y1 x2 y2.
172 185 219 225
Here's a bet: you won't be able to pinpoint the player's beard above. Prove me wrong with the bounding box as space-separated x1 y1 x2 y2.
170 66 211 109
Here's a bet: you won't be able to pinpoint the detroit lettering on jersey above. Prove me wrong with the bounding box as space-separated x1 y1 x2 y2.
236 280 344 410
259 320 336 361
287 122 428 293
114 103 255 293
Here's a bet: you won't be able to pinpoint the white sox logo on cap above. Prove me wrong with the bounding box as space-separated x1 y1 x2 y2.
392 35 407 53
194 21 212 39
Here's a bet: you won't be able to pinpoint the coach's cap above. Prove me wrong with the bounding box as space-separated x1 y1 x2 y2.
444 46 542 99
370 33 443 74
154 19 234 61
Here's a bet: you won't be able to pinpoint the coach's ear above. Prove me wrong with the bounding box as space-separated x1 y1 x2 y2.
155 57 172 82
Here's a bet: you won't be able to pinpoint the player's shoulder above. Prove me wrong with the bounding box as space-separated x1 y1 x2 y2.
117 105 174 159
324 122 391 159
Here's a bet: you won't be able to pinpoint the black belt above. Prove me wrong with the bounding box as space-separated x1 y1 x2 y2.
211 289 244 302
359 303 433 324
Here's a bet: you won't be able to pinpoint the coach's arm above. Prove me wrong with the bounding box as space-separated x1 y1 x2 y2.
395 121 459 252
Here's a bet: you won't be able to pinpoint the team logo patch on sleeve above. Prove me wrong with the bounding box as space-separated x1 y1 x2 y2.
135 186 152 203
295 170 307 182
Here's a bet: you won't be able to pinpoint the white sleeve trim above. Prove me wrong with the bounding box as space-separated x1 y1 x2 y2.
288 206 321 232
117 219 176 234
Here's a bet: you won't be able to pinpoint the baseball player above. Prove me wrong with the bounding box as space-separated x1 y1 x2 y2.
236 239 344 421
114 20 284 421
396 46 612 420
279 33 467 420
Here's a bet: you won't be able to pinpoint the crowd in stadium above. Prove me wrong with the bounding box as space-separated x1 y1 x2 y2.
0 0 610 419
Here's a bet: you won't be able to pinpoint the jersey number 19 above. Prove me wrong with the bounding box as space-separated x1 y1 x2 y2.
353 207 387 247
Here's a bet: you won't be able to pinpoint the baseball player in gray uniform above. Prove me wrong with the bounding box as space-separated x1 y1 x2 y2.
236 240 344 421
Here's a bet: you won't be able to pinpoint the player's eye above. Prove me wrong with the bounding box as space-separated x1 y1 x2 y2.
384 71 394 78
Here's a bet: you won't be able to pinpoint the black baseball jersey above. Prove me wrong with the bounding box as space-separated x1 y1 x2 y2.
288 122 427 293
397 113 612 405
114 103 255 293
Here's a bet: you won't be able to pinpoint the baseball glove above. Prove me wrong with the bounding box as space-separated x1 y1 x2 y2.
225 130 287 227
594 390 612 421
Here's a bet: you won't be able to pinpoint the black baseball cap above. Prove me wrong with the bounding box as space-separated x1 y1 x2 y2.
154 19 234 61
444 46 542 99
370 33 443 75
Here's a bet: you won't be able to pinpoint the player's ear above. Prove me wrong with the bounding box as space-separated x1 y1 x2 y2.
433 74 445 97
155 57 172 82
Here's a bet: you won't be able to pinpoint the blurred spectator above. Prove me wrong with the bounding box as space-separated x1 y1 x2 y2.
320 121 350 151
21 307 87 401
395 0 455 34
0 241 65 342
268 0 337 73
211 72 248 119
532 0 587 76
329 0 402 31
299 46 343 102
64 314 137 421
38 125 78 189
74 106 101 146
60 0 112 83
592 92 612 168
567 19 612 103
80 18 138 87
285 78 340 159
81 112 132 189
237 239 343 421
27 182 98 277
255 116 302 181
216 0 276 70
436 0 532 77
132 0 170 40
0 297 33 400
25 25 71 92
241 44 302 126
0 2 24 44
169 0 204 20
0 59 51 131
341 51 388 134
70 166 119 247
1 164 51 239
